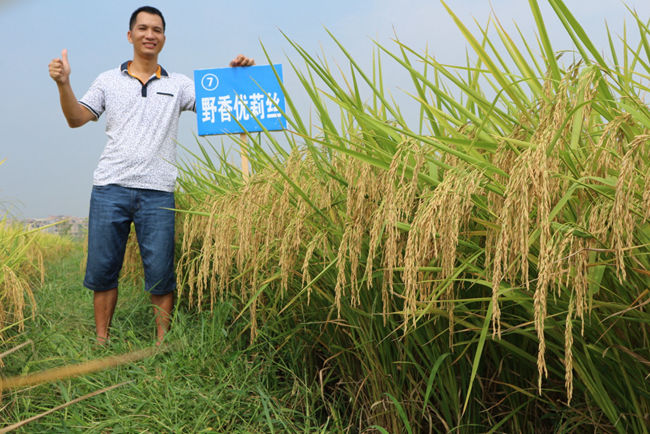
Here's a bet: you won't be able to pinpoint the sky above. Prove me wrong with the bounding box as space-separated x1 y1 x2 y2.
0 0 648 219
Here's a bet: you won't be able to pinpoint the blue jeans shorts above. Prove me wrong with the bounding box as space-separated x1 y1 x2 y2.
83 184 176 295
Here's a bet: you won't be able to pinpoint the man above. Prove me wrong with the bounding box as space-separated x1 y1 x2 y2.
48 6 254 345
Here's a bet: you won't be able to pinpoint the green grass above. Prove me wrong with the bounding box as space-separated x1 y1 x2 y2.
1 245 331 432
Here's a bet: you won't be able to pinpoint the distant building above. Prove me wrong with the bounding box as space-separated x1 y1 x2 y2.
24 216 88 238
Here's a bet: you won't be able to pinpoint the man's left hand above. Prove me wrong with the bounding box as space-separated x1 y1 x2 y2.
230 54 255 67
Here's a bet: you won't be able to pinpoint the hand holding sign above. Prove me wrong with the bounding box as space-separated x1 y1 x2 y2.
229 54 255 67
49 49 71 85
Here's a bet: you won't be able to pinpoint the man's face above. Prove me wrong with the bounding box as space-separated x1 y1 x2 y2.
127 12 165 59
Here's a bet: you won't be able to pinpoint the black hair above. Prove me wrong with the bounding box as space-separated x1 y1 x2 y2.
129 6 166 32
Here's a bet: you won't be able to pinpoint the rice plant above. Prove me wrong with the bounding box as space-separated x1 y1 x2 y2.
0 219 37 337
0 218 76 341
176 1 650 431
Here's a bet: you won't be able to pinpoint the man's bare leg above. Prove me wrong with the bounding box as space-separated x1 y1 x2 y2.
151 292 173 345
94 288 118 345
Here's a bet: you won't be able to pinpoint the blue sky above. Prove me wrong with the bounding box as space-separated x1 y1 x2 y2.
1 0 648 218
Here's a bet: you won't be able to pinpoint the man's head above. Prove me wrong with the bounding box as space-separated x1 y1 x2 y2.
129 6 165 32
128 6 166 60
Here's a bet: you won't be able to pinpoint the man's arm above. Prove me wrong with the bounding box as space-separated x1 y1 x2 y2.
49 49 95 128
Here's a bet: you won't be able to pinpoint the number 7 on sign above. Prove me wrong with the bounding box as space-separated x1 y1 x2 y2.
201 73 219 91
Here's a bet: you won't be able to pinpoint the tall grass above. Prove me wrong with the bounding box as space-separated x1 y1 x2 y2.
0 217 75 341
176 1 649 431
1 248 329 432
0 220 38 337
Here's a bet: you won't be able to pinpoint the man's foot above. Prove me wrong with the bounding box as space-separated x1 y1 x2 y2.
93 335 110 350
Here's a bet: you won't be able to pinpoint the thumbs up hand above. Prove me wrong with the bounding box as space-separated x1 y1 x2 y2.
49 49 71 85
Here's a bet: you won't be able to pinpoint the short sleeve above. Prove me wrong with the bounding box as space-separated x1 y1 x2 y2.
78 74 105 119
179 75 196 112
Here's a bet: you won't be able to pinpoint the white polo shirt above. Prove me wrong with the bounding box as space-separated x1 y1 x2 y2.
79 61 195 192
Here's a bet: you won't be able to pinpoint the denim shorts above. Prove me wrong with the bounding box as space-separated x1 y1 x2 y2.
83 184 176 295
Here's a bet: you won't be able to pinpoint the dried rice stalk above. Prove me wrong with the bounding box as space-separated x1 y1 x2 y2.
565 296 575 405
611 135 650 280
279 153 310 296
492 72 566 382
1 264 36 332
302 232 327 304
403 168 480 331
364 140 422 319
641 171 650 222
335 154 381 313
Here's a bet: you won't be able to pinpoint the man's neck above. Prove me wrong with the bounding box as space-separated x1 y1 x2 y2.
130 55 159 81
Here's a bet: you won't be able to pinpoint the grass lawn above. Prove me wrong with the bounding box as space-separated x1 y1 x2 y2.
1 244 329 432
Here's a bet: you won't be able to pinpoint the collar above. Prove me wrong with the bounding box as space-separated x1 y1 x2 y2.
120 61 168 78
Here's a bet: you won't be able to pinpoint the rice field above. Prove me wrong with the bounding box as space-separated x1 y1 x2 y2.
175 0 650 431
1 0 649 431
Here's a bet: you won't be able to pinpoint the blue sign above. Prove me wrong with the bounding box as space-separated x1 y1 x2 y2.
194 64 286 136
